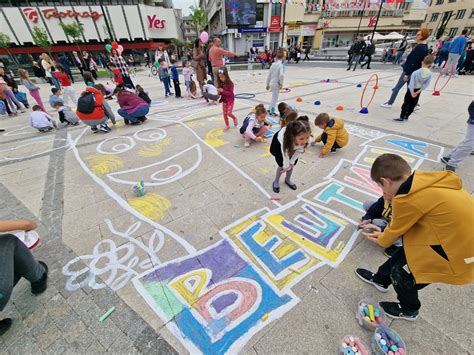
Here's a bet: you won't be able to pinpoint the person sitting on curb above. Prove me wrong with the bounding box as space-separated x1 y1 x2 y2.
0 219 48 336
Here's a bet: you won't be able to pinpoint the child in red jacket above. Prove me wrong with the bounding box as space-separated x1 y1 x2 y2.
216 67 237 131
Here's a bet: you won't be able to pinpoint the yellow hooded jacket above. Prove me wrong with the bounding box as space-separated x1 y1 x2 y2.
377 171 474 285
315 117 349 155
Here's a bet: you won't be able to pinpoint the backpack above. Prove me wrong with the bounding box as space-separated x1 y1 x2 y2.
77 91 96 114
240 115 252 134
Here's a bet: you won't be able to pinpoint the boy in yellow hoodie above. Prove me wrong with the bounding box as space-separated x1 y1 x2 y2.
356 154 474 321
313 113 349 158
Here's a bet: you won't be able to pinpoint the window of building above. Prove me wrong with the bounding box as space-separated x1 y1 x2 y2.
455 9 466 19
256 3 264 22
435 0 444 4
271 3 282 17
431 13 439 21
448 0 456 2
398 2 409 10
448 27 458 36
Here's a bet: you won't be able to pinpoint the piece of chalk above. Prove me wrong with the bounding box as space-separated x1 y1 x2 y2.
368 304 375 321
398 347 405 355
375 333 382 340
375 316 383 324
374 307 380 317
270 196 281 201
363 306 369 316
382 345 389 353
395 352 401 355
300 159 307 164
343 337 351 344
363 316 371 323
99 307 115 322
390 345 398 352
234 144 240 148
261 313 269 321
389 340 395 346
380 339 387 346
342 343 348 348
388 351 395 355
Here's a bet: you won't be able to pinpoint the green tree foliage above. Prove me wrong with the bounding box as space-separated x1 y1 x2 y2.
189 5 208 36
0 33 17 65
31 26 52 56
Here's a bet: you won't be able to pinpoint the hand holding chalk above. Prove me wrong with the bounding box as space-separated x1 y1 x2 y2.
362 230 382 243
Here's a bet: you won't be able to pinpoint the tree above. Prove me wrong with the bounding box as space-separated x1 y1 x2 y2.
0 33 17 65
60 22 84 51
31 26 52 56
189 5 208 37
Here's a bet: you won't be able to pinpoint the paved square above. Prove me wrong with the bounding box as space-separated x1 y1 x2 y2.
1 63 473 353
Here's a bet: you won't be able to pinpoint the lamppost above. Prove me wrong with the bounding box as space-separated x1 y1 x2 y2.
98 0 114 42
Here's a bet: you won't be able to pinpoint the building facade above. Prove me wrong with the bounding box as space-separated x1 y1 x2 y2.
422 0 473 39
182 15 198 42
199 0 285 54
0 0 183 56
284 0 430 49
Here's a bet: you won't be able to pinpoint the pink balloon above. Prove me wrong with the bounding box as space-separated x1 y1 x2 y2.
200 31 209 43
118 45 124 52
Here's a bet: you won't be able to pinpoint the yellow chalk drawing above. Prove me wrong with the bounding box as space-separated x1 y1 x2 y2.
86 154 124 176
207 116 223 122
169 269 209 305
205 128 229 148
224 217 321 290
187 121 208 128
289 81 308 88
258 167 272 175
261 145 271 157
138 138 172 157
128 193 171 221
261 313 269 321
266 214 344 263
363 148 416 165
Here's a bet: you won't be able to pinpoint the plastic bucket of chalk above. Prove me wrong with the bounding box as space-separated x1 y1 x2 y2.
356 299 386 331
372 324 407 355
339 335 369 355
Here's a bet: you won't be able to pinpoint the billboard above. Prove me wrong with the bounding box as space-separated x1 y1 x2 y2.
225 0 257 26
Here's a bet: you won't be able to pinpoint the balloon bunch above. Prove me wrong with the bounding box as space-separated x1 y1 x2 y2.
105 41 124 55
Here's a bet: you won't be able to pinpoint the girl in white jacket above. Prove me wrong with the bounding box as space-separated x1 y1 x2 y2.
266 51 285 116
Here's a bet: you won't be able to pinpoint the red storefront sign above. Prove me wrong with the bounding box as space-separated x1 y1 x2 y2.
147 15 166 29
268 27 283 33
270 16 281 28
22 7 103 23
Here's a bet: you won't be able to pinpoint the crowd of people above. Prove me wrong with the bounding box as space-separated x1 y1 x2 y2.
0 26 473 338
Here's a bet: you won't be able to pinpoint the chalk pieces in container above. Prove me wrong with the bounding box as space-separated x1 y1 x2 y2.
339 335 369 355
372 324 406 355
356 299 386 330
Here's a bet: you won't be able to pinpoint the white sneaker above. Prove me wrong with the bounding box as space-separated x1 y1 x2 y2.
381 103 392 108
14 231 40 249
244 141 250 148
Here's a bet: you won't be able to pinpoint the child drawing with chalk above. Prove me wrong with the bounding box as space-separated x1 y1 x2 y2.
358 196 401 258
278 102 297 125
356 154 474 321
280 110 298 128
313 113 349 158
240 104 271 148
270 116 311 193
217 67 237 130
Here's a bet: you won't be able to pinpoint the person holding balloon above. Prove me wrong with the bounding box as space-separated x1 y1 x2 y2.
107 42 135 89
208 36 239 87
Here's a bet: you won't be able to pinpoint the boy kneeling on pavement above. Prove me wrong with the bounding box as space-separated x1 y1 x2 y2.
356 153 473 321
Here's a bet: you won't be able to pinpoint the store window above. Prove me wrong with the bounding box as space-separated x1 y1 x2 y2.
448 27 458 36
271 3 282 17
270 32 279 51
455 9 465 19
431 13 439 21
435 0 443 4
256 3 264 22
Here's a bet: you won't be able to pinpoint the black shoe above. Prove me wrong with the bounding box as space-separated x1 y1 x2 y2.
384 245 401 258
379 301 419 321
440 156 451 165
445 165 456 172
91 126 98 133
355 268 389 293
0 318 12 336
330 147 338 153
393 117 407 122
272 183 280 194
347 67 351 71
285 181 297 190
31 261 48 295
124 119 130 125
131 120 143 126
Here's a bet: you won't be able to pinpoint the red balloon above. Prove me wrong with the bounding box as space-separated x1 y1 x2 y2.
111 41 119 49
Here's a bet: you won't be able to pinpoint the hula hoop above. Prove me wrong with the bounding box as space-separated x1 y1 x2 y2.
360 74 379 109
432 71 451 96
280 88 291 93
235 93 256 99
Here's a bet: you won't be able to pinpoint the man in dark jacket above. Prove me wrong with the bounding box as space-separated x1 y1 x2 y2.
347 37 366 71
361 40 376 69
381 28 429 108
394 34 408 65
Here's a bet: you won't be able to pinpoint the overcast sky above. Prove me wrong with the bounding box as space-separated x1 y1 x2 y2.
174 0 197 16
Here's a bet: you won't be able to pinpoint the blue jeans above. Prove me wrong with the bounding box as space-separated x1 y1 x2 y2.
394 50 404 65
118 105 149 122
163 78 172 96
50 76 60 90
386 72 409 105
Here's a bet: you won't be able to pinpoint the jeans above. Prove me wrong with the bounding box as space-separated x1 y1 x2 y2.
348 54 361 70
446 123 474 167
117 105 149 123
50 76 61 90
401 88 421 119
373 247 428 312
361 54 372 69
203 92 219 103
163 77 172 96
386 72 409 105
173 80 182 98
321 132 341 151
0 234 45 311
394 50 405 65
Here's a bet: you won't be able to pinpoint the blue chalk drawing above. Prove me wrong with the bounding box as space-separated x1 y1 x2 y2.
386 139 428 157
315 182 365 212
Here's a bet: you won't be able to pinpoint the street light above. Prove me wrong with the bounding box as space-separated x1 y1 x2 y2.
98 0 115 42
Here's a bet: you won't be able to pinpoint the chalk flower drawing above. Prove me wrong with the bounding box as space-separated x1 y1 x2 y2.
62 219 163 291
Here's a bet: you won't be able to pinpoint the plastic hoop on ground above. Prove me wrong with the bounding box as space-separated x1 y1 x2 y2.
234 93 256 99
360 73 379 110
280 87 291 93
432 71 451 96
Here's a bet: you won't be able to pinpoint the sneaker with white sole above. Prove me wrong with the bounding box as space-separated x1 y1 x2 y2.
440 156 451 165
379 301 419 321
381 103 392 108
355 268 390 292
244 142 250 148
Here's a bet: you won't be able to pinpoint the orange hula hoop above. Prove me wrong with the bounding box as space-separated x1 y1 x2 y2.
360 74 379 109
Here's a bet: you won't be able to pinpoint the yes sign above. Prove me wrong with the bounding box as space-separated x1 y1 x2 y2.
147 15 166 29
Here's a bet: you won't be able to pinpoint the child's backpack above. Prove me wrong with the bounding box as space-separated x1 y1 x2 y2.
239 114 252 134
14 91 29 107
77 91 96 114
0 100 6 115
159 67 169 81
